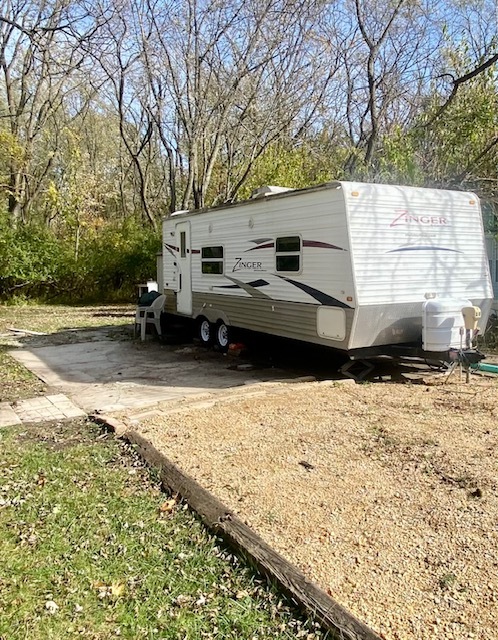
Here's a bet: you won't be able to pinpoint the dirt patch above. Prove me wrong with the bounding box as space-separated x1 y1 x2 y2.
136 378 498 640
13 418 97 449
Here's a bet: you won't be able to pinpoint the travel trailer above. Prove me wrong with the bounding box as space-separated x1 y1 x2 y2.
160 181 493 362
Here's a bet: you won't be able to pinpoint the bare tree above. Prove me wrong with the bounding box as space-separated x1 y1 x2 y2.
321 0 440 175
96 0 171 229
0 0 113 224
422 0 498 127
2 0 496 233
131 0 340 210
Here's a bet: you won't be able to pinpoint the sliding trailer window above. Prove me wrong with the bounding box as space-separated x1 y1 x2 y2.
275 236 301 272
201 246 224 274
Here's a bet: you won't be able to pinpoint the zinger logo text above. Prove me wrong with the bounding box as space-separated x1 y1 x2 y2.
232 258 264 272
390 210 448 227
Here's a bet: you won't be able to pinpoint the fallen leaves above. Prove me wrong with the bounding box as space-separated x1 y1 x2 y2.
92 580 126 599
174 594 190 607
35 473 46 488
111 581 126 597
45 600 59 614
159 498 176 514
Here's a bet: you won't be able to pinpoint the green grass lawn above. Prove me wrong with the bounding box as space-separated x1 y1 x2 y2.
0 305 326 640
0 421 323 640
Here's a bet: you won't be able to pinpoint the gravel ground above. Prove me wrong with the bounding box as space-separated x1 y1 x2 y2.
135 377 498 640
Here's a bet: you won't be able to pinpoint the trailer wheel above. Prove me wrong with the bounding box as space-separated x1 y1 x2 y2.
198 318 213 346
216 321 230 351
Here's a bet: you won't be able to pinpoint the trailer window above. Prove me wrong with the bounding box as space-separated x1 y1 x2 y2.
202 246 224 274
180 232 186 258
276 236 301 272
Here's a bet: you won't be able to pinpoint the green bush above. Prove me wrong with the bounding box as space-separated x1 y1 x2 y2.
0 212 160 303
0 215 68 300
81 220 161 301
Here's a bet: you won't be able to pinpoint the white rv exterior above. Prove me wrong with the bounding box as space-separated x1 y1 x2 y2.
161 181 493 353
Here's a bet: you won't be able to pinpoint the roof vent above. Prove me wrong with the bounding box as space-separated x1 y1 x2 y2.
250 185 294 199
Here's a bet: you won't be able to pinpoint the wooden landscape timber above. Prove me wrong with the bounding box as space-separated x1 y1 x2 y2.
93 414 382 640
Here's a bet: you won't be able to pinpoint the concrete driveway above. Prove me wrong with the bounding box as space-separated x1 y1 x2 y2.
11 330 289 413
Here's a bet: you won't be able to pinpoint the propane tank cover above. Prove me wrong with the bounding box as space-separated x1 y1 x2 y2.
422 297 472 352
462 306 481 331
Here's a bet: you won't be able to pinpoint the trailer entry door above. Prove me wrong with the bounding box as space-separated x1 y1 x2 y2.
175 221 192 315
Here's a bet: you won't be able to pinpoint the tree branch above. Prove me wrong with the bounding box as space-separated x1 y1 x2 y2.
424 53 498 127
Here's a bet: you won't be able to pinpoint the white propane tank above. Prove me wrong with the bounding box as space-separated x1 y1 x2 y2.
422 297 471 352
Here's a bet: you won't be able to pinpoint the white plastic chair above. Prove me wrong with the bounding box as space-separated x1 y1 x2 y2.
134 294 166 341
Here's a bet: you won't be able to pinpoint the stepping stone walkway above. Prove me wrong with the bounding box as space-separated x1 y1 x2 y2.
0 394 86 427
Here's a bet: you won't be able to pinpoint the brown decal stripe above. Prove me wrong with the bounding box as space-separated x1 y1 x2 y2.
303 240 346 251
244 242 275 252
245 240 346 252
250 238 273 244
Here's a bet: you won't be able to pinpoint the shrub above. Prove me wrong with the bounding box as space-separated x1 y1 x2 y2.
0 212 160 303
81 220 161 301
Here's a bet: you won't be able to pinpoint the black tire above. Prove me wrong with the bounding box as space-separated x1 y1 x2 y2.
215 321 230 351
198 317 214 346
